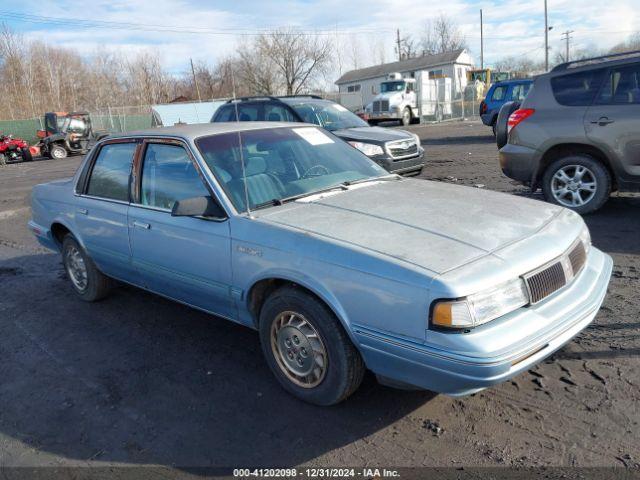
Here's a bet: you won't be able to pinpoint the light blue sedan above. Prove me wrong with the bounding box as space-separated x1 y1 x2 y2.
29 122 613 405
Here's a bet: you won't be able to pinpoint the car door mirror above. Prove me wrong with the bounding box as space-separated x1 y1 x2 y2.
171 196 226 219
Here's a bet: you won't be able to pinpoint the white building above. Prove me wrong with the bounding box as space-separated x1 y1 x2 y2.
335 49 474 111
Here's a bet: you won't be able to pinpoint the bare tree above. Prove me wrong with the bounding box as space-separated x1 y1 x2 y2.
420 14 467 55
493 56 546 76
396 34 419 60
256 28 333 95
610 32 640 53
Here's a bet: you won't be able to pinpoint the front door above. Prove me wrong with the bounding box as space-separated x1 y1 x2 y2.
128 141 236 320
75 141 138 281
585 62 640 185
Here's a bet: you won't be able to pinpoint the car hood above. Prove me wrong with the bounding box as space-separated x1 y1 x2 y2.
331 126 414 143
255 179 563 274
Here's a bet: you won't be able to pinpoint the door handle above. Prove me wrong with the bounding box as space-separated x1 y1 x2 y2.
132 221 151 230
591 117 614 126
76 208 88 215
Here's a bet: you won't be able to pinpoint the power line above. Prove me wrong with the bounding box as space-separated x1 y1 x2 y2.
561 30 574 62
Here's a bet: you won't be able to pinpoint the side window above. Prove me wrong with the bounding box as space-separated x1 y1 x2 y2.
140 143 209 210
551 69 606 106
86 143 137 201
596 64 640 105
491 86 507 101
215 106 236 122
238 104 259 121
264 104 297 122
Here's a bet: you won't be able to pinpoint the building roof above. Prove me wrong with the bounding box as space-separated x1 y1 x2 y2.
335 49 470 85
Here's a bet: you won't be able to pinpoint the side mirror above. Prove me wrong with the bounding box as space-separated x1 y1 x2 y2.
171 196 226 219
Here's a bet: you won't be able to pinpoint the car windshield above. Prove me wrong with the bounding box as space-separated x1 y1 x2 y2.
287 101 369 131
196 126 387 212
380 81 405 93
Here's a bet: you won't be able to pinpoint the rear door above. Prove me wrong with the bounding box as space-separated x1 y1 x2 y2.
128 140 236 319
585 62 640 184
74 140 139 281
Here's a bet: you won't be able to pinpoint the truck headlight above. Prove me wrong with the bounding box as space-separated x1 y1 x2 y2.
432 278 529 330
348 141 384 156
579 225 591 255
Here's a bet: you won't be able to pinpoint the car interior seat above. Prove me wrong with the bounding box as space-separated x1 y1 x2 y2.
226 156 285 209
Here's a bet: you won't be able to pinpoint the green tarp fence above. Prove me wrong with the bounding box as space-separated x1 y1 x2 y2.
0 115 153 145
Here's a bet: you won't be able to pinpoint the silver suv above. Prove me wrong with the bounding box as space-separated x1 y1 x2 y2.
499 50 640 214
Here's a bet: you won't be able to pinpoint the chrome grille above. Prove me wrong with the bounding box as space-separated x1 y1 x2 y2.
387 140 419 159
372 100 389 112
526 262 567 304
568 242 587 275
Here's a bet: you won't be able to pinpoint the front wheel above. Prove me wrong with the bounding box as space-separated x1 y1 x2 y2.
62 235 112 301
542 155 611 214
401 107 412 126
50 144 68 159
21 147 33 162
259 287 365 405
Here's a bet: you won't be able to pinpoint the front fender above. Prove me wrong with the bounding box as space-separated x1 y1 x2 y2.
240 268 356 342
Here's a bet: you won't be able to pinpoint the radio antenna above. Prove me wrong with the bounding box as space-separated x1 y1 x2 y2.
231 68 252 218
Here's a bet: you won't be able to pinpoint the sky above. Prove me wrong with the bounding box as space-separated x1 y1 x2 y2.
2 0 639 81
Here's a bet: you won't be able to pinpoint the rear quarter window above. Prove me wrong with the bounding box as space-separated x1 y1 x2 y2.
491 86 507 101
551 69 606 106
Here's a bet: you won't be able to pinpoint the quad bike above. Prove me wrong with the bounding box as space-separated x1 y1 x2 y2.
0 133 33 164
36 112 109 159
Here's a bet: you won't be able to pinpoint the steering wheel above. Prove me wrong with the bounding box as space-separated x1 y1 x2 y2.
301 165 330 179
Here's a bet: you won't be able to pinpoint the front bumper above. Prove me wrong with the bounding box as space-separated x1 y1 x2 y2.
367 111 401 121
354 247 613 396
499 143 541 183
372 149 425 175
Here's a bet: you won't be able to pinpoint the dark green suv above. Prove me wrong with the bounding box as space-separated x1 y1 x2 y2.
499 50 640 214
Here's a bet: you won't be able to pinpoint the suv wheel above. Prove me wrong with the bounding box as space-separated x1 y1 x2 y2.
259 286 365 405
542 155 611 214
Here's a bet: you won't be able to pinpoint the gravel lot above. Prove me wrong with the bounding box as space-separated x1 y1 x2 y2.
0 120 638 474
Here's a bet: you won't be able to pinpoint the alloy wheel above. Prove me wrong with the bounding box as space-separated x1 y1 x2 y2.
551 164 598 208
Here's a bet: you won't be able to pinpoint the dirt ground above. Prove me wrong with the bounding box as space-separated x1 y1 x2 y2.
0 120 638 475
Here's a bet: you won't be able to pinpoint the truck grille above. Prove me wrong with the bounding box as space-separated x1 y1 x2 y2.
524 240 588 304
387 139 419 159
372 100 389 112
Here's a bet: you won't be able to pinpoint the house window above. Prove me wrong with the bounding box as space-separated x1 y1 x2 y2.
429 69 444 79
347 84 361 93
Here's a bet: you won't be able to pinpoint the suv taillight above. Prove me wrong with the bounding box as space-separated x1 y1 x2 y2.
508 109 535 133
479 101 487 115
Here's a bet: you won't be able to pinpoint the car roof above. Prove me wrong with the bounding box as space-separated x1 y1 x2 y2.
549 50 640 76
107 121 304 141
493 79 533 86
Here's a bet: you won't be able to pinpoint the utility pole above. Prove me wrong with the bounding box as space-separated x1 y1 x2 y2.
190 58 202 102
561 30 574 62
396 29 402 61
480 9 484 70
544 0 549 71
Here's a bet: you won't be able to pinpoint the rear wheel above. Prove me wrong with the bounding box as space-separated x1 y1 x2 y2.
50 144 67 159
62 235 112 301
542 155 611 214
259 286 365 405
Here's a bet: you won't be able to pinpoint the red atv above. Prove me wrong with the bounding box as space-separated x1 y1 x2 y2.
0 133 33 163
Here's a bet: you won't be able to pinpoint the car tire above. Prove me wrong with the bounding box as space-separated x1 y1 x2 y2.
62 234 112 301
50 144 68 159
492 121 497 137
401 107 412 126
495 101 520 149
21 147 33 162
542 155 611 214
259 286 365 406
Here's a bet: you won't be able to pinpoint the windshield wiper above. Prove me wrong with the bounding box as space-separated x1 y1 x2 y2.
253 184 349 210
342 174 400 187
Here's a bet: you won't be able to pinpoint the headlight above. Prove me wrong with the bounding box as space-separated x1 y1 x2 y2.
579 225 591 254
348 141 384 156
411 133 421 148
432 277 529 330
